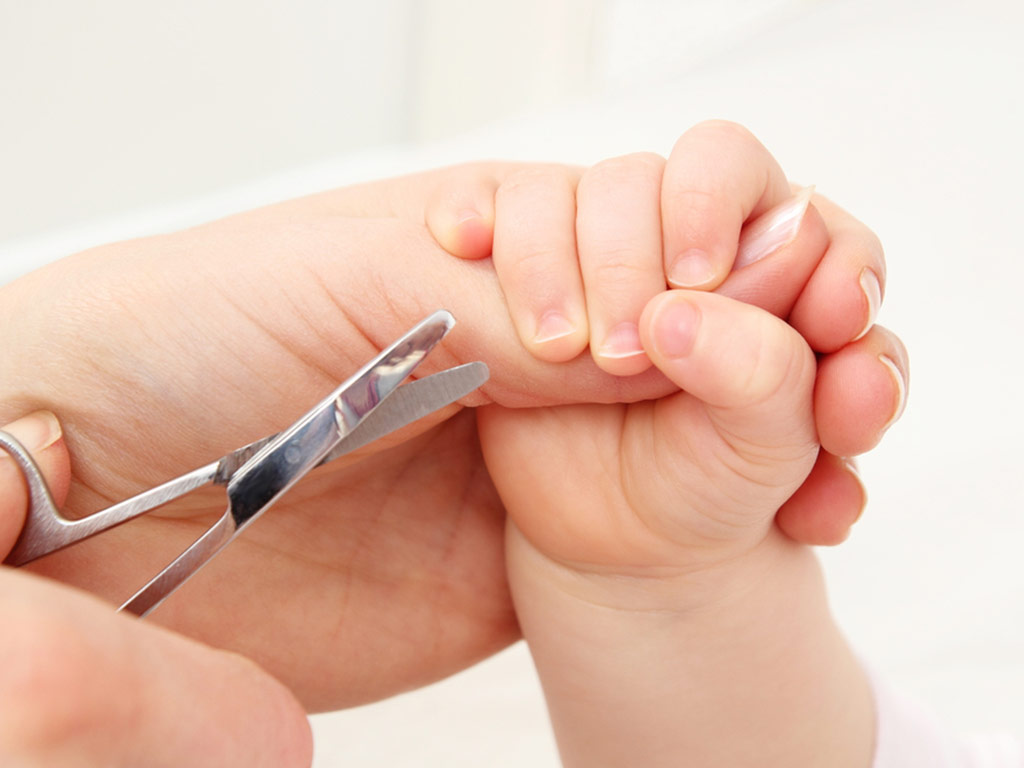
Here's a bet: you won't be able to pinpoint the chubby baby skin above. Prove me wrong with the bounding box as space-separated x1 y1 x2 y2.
430 121 908 766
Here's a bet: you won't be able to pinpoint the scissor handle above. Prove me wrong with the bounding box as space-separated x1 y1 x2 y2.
0 430 64 556
0 430 217 567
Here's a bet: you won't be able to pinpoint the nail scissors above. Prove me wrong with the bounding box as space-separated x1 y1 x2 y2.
0 310 487 617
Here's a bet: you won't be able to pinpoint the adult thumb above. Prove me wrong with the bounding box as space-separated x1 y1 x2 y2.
0 567 313 766
0 411 71 558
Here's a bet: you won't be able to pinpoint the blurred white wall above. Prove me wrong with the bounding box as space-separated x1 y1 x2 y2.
0 0 606 244
0 0 805 248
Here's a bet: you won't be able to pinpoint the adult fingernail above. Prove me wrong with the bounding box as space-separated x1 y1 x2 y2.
878 355 907 432
734 186 815 269
853 268 882 341
1 411 62 453
668 249 716 289
843 457 868 525
597 322 645 360
651 298 701 358
534 310 576 344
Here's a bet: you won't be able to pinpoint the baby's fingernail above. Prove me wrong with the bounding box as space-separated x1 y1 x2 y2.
597 322 645 360
534 310 576 344
878 355 907 432
456 208 480 225
853 268 882 341
651 298 701 358
668 249 716 289
1 411 62 453
734 186 815 269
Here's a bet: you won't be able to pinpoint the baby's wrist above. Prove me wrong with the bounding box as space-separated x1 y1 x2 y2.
509 520 801 619
508 522 875 767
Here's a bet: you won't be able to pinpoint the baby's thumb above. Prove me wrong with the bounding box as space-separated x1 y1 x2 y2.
640 291 818 470
0 411 71 558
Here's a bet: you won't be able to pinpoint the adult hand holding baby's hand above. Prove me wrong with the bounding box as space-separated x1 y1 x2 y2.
427 121 908 547
0 121 904 750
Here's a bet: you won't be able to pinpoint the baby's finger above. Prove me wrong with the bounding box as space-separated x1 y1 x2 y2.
789 192 886 353
0 411 71 557
424 168 498 260
776 452 866 546
492 166 589 362
815 325 909 457
641 290 817 462
661 120 792 290
577 153 666 376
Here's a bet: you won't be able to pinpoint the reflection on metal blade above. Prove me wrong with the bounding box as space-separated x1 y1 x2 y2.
321 361 488 463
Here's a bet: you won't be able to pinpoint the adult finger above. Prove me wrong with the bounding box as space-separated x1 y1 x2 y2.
775 452 867 546
0 411 71 556
815 325 909 457
0 568 312 767
788 192 887 353
661 120 793 290
424 166 499 260
714 189 829 319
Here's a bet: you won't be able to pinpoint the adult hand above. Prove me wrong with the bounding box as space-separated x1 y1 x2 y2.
0 412 312 766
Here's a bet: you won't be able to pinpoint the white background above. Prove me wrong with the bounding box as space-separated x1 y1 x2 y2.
2 0 1022 764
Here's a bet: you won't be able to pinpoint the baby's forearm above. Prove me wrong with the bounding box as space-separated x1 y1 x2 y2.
508 525 875 768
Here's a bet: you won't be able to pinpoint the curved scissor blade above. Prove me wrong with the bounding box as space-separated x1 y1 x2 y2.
320 360 488 462
224 310 454 527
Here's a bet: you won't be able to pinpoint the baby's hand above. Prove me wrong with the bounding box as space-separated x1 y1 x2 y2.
424 124 901 765
426 121 908 548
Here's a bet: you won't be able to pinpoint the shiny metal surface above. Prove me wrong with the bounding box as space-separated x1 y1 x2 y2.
0 311 489 616
3 363 485 567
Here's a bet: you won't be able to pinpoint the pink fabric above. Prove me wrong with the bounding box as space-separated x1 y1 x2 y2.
871 672 1023 767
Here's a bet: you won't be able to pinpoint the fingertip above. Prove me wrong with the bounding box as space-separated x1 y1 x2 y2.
788 203 887 352
449 212 495 259
815 327 909 456
528 310 589 363
851 267 883 342
1 412 71 558
666 248 725 290
715 197 830 319
642 290 814 416
776 452 866 546
643 291 702 362
425 173 497 259
661 120 791 292
592 320 653 377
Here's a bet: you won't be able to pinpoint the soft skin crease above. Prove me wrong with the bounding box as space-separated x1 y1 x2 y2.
0 136 905 718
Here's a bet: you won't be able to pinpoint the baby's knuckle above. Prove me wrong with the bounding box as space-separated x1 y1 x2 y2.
512 245 571 278
583 153 664 190
690 119 761 148
590 248 652 284
497 165 575 199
